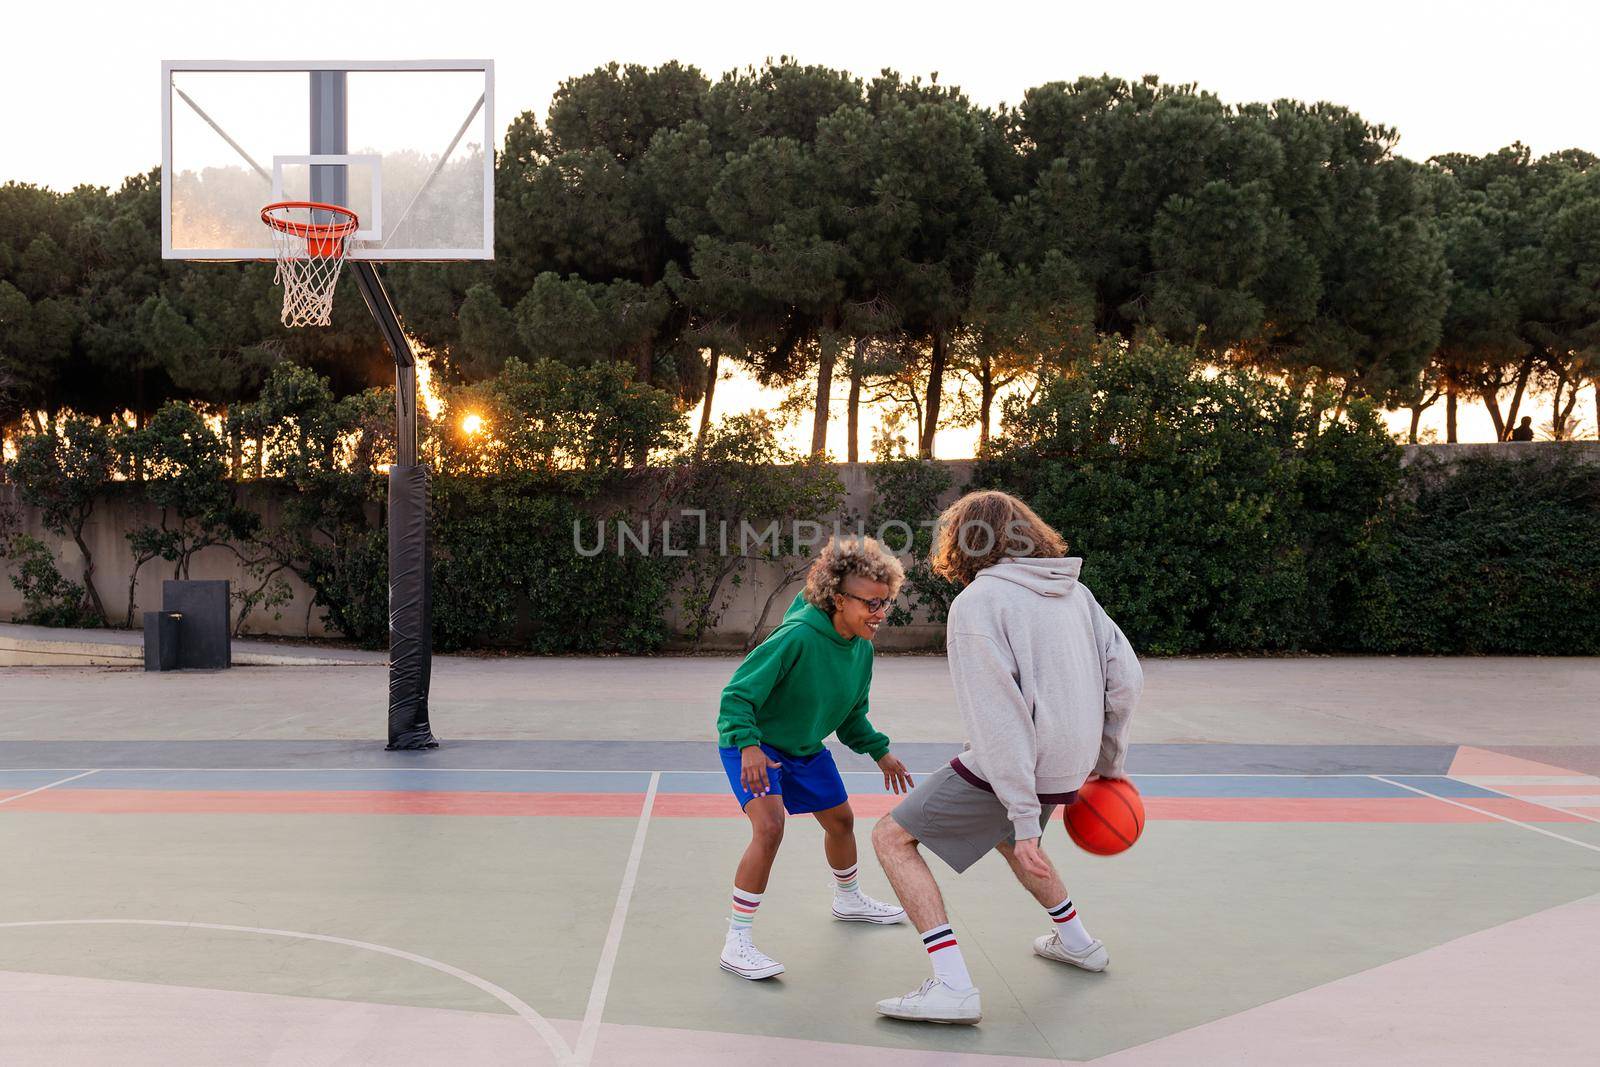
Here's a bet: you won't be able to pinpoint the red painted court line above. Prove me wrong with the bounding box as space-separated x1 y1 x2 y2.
2 790 1587 823
656 795 1590 823
0 789 646 817
650 794 904 818
1471 797 1591 823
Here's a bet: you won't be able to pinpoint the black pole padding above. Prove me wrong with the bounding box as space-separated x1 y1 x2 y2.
348 259 436 749
386 462 436 750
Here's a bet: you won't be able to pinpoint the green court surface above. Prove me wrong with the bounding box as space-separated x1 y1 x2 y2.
1 656 1597 1064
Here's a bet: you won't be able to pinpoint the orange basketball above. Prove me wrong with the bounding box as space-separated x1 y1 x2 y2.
1063 777 1144 855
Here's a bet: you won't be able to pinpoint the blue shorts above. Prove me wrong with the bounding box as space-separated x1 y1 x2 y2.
718 743 850 815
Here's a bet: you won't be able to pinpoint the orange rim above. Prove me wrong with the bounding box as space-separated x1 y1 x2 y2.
260 200 360 242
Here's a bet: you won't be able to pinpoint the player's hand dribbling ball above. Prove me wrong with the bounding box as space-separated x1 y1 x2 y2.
1064 777 1144 855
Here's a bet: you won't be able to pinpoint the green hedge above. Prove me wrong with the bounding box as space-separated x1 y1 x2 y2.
431 477 675 654
970 339 1600 655
1362 455 1600 654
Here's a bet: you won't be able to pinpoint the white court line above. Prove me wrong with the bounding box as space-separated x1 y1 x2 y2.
0 918 574 1064
574 771 660 1066
0 766 1448 777
0 770 99 806
1370 776 1600 855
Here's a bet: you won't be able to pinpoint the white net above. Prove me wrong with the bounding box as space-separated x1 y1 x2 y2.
263 203 360 328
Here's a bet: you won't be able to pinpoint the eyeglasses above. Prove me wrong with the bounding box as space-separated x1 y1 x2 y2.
840 591 894 614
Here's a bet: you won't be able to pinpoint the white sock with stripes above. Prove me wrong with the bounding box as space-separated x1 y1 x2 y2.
920 923 974 990
731 888 763 934
831 864 860 897
1047 897 1094 952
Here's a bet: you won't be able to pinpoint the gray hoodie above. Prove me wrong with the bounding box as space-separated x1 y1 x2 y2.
945 557 1143 840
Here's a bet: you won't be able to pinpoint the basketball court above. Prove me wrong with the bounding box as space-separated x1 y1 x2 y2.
2 655 1596 1065
1 56 1591 1067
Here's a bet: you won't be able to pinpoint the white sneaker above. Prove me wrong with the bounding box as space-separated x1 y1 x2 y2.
875 977 981 1024
720 923 785 980
832 890 907 924
1033 931 1109 972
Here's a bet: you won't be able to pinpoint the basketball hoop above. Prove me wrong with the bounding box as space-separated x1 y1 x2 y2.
260 201 361 328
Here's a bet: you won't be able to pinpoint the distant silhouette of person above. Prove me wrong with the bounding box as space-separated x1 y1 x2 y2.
1510 416 1534 441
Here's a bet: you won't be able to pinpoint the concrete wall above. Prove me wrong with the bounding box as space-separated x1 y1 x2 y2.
1397 441 1600 467
0 482 348 640
0 462 980 650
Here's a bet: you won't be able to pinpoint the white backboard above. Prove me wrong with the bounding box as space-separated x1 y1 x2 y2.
161 60 494 261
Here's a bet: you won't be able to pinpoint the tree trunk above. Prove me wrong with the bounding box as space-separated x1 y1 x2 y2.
28 409 45 434
255 435 266 478
811 333 837 457
1331 381 1355 424
695 348 720 458
1407 386 1442 445
133 405 146 482
846 338 865 464
125 558 143 629
1553 373 1579 440
979 369 995 452
1502 355 1536 439
747 567 808 652
1479 386 1505 441
1594 382 1599 441
1446 384 1458 444
0 423 7 481
919 330 947 459
225 406 241 479
72 531 108 625
633 342 654 467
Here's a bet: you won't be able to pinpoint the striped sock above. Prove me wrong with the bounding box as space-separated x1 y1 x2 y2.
1047 897 1094 952
920 923 974 990
831 864 860 895
731 888 763 933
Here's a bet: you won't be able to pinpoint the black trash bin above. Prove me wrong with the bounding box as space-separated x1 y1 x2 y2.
142 611 182 671
143 580 233 671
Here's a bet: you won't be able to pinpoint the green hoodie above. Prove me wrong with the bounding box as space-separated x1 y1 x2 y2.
716 592 890 761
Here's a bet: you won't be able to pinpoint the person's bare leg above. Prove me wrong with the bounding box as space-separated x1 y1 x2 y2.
871 813 947 930
820 804 905 921
723 795 788 978
994 839 1067 905
811 802 857 872
870 813 980 1016
997 839 1106 967
734 795 786 893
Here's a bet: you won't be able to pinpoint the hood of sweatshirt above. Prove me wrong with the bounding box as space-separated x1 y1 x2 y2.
975 557 1083 597
783 591 854 645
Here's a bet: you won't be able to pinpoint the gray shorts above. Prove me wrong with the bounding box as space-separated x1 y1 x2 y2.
890 764 1060 874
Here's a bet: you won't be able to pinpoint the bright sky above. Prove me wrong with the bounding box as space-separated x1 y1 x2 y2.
6 0 1595 451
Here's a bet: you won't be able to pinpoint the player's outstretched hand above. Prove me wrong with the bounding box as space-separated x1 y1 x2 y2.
1012 837 1053 879
740 745 781 796
877 753 915 795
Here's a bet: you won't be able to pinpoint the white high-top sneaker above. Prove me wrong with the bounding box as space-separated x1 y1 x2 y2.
875 977 982 1024
831 889 907 924
1033 930 1109 972
719 922 785 980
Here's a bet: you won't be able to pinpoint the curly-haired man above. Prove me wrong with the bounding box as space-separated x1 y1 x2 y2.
715 536 917 980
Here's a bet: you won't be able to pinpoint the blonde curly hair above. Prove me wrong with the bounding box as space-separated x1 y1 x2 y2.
803 536 906 613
